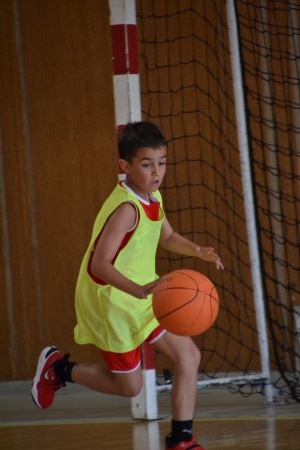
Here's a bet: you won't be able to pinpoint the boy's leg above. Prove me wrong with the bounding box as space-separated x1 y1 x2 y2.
153 332 204 449
71 361 143 397
31 345 143 409
153 332 200 420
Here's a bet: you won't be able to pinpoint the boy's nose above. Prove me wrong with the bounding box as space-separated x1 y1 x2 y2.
152 165 159 175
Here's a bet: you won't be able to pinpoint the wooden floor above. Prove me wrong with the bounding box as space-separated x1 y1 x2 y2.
1 418 300 449
1 382 300 449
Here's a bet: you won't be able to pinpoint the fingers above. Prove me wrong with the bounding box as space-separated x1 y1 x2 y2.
138 279 161 299
196 246 224 269
215 259 225 270
213 254 224 270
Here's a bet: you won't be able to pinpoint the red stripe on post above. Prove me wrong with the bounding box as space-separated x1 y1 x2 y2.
111 24 127 75
117 124 126 134
127 24 139 74
111 24 138 75
141 341 155 370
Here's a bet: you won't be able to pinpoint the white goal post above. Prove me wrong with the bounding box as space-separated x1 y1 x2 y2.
225 0 273 403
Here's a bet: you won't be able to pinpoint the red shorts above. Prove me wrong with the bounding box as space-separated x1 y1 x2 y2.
101 325 166 373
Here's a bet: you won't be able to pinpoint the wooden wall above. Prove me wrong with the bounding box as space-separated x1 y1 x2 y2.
0 0 117 380
0 0 258 381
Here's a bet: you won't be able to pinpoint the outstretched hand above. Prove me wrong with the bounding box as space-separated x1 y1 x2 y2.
195 246 224 270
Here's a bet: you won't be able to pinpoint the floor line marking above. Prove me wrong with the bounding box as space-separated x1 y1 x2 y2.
1 416 300 428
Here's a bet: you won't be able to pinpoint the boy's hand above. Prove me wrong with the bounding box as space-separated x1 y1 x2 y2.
195 246 224 270
134 280 161 299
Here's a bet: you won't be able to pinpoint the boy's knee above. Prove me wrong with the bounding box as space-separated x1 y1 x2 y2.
181 343 201 370
119 378 143 397
195 347 201 367
188 345 201 367
122 384 143 397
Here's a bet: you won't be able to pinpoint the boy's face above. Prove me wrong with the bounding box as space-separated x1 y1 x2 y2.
119 146 167 200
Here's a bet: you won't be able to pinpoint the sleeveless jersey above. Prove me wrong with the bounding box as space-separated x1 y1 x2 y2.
74 183 165 352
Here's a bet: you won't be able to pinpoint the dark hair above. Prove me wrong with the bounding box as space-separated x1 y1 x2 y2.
118 121 167 162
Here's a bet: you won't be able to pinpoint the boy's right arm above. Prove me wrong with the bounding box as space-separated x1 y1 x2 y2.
90 202 158 299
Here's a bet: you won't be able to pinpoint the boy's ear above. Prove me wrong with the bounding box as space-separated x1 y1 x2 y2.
119 159 131 174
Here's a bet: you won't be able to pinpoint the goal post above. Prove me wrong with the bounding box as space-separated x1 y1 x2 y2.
225 0 273 403
109 0 159 420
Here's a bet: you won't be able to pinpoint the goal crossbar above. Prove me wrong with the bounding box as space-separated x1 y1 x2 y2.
157 374 269 393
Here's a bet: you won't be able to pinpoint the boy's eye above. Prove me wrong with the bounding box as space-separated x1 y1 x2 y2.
141 161 166 168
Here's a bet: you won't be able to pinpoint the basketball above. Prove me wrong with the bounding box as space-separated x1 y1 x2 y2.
152 269 219 336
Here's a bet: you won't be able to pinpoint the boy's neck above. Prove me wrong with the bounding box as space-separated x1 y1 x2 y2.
123 179 151 202
122 181 153 205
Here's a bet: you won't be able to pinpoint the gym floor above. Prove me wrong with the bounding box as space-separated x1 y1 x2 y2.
1 381 300 449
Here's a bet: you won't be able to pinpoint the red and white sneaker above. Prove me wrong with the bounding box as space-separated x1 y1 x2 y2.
165 437 206 450
31 346 66 409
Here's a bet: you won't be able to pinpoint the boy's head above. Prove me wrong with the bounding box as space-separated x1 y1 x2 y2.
118 121 167 163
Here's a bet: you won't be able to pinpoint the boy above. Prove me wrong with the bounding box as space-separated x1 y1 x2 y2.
32 121 224 450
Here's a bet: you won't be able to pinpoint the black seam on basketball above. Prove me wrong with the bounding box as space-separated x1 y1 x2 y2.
153 270 211 298
156 290 199 320
174 270 201 290
154 271 200 293
156 290 218 330
153 286 218 305
153 286 211 295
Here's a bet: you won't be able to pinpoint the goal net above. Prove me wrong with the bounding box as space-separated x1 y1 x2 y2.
136 0 300 403
234 0 300 402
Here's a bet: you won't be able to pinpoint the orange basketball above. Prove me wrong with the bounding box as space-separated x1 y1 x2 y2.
152 269 219 336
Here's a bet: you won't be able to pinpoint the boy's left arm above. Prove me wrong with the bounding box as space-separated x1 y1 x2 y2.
159 217 224 270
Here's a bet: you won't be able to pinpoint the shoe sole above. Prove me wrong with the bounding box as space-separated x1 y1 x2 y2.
31 346 59 408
